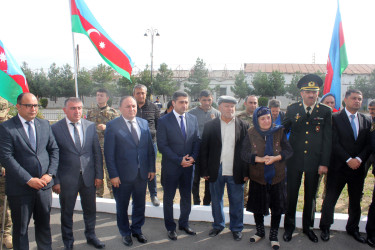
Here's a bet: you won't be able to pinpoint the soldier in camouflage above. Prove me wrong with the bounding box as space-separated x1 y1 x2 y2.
236 95 258 207
0 97 13 249
86 89 119 198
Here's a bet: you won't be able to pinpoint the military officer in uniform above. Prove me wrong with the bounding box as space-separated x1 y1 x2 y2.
237 95 258 207
86 89 119 198
282 74 332 243
0 97 13 249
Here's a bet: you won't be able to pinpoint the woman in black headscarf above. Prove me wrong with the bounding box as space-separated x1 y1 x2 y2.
241 106 293 250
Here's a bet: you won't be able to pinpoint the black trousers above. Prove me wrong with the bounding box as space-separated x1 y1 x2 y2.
320 168 366 232
367 182 375 239
8 188 52 250
192 164 211 205
284 169 319 232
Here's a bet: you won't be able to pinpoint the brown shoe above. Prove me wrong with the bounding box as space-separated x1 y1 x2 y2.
3 236 13 249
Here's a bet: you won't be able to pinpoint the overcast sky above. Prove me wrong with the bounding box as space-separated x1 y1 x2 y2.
1 0 374 73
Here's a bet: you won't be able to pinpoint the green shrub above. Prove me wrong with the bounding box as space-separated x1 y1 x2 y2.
258 96 269 107
39 98 48 108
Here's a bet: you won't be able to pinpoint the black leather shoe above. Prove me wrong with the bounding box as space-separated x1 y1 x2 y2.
179 226 196 235
167 230 178 241
209 228 223 237
232 231 242 241
283 231 292 242
368 237 375 248
347 231 366 243
320 228 330 242
132 233 147 243
122 235 133 247
87 237 105 249
303 230 318 243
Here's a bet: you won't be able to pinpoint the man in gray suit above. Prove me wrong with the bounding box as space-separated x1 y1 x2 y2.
0 93 59 250
52 97 104 249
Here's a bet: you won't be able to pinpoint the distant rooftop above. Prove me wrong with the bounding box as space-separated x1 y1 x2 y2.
244 63 375 75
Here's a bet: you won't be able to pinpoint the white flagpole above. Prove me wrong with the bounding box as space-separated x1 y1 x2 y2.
69 0 79 98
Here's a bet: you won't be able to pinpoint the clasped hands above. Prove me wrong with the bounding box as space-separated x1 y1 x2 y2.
27 174 52 190
181 154 194 168
347 158 361 170
255 155 281 165
110 173 155 188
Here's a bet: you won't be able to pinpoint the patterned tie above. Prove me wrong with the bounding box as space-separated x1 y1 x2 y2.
350 114 357 140
128 121 139 145
71 123 82 151
306 106 311 118
180 115 186 140
25 121 36 151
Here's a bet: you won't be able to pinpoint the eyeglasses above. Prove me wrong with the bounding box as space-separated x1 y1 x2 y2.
20 104 40 109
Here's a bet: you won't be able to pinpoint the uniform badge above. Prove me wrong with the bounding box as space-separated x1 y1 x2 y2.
295 113 301 120
371 122 375 132
316 126 320 132
210 113 215 119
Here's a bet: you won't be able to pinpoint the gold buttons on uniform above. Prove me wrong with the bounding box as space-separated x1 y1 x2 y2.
305 141 308 144
306 122 309 125
304 150 307 154
306 131 309 134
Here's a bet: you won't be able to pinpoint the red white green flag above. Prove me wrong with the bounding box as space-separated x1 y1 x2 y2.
70 0 133 80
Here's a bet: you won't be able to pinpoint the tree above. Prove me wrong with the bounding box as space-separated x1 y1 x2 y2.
252 71 269 97
230 70 253 103
285 72 303 101
91 63 115 88
268 71 286 98
184 58 210 100
48 63 62 101
133 65 152 98
32 69 50 98
117 75 136 96
153 63 179 100
352 69 375 99
77 68 93 100
59 64 75 97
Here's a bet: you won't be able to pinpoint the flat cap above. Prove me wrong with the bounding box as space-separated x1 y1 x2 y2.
217 95 237 105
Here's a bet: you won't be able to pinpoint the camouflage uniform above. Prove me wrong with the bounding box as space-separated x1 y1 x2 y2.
86 105 119 198
0 98 12 247
236 110 254 207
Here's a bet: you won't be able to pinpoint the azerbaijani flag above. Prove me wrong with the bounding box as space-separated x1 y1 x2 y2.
0 40 29 105
70 0 133 80
323 3 348 110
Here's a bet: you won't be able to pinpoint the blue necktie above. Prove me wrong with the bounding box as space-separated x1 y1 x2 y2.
71 123 82 151
128 121 139 146
180 115 186 140
25 121 36 151
350 114 357 140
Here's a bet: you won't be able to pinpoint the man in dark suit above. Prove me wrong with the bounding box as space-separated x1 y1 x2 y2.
282 74 332 243
0 93 59 250
200 96 249 241
52 97 105 249
104 96 155 247
157 91 200 241
320 89 372 244
367 119 375 247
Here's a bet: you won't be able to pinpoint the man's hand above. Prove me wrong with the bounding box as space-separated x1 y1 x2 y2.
97 124 106 131
110 177 121 188
244 177 249 182
181 155 193 168
185 156 195 163
203 176 210 181
40 174 52 184
318 165 328 175
347 158 361 170
148 172 155 181
27 178 47 190
264 155 281 165
1 168 5 176
52 184 61 194
95 179 103 188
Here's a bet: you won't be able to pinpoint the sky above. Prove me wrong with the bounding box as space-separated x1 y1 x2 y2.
1 0 374 73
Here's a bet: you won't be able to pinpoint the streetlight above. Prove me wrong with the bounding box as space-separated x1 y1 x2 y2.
144 28 160 99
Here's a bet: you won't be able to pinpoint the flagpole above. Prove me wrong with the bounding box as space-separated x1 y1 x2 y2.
69 0 79 98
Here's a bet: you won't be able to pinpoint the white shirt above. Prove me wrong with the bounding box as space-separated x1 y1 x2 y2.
220 118 235 176
18 114 36 140
303 102 316 114
66 118 83 146
344 108 362 163
173 110 187 135
123 117 141 140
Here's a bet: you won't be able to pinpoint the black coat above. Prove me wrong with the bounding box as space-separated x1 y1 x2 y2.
199 117 249 184
330 109 372 173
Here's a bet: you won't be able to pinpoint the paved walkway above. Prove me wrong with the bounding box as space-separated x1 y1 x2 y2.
26 208 373 249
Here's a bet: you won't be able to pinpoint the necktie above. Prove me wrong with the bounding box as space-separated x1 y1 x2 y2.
180 115 186 140
25 121 36 151
71 123 82 151
128 121 139 145
306 106 311 118
350 114 357 140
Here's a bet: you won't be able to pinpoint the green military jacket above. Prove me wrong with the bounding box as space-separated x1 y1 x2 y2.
0 115 12 170
282 101 332 172
236 110 254 127
86 105 119 143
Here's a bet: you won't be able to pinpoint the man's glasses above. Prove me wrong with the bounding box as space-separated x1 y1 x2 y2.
20 104 40 109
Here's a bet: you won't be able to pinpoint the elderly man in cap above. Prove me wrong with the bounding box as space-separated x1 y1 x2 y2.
282 74 332 243
0 97 13 249
200 96 249 241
